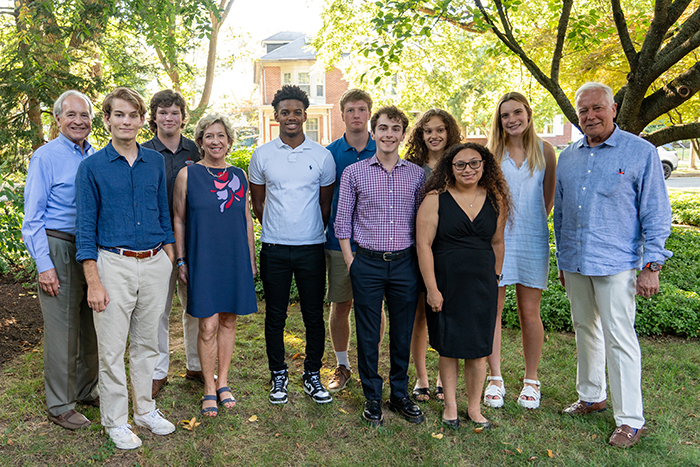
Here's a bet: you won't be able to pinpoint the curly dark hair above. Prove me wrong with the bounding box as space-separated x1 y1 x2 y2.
424 142 512 217
405 109 462 166
370 105 409 133
271 85 310 112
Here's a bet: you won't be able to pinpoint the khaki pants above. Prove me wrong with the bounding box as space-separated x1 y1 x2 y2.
564 269 644 429
93 248 172 428
39 236 99 416
154 266 200 379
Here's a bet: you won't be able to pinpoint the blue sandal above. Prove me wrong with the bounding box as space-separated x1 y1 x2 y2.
201 395 218 416
217 386 236 408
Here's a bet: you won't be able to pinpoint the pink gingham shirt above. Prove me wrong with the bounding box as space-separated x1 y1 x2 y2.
334 155 425 252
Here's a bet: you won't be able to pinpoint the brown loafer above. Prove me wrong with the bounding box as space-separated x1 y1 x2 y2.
152 376 168 398
78 396 100 408
185 370 205 383
48 409 91 430
562 399 606 415
609 424 642 448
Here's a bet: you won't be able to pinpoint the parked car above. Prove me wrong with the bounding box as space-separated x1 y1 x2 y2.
657 145 679 179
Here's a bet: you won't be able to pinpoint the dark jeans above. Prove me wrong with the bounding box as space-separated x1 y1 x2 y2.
349 249 419 400
260 243 326 373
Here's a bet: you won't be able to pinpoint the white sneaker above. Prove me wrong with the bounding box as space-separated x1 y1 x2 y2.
106 424 142 450
133 409 175 435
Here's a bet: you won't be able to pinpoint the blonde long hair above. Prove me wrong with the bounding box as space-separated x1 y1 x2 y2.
487 92 544 175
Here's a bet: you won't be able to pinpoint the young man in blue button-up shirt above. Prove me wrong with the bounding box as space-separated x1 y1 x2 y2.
554 82 672 449
75 87 177 450
22 90 99 431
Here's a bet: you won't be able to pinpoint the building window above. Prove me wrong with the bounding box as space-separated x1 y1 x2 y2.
283 73 292 85
298 72 310 95
306 118 319 142
316 84 324 97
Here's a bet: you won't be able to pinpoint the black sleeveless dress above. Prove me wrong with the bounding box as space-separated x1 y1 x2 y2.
425 191 499 359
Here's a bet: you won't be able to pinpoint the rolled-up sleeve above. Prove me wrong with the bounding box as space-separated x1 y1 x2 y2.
156 158 175 245
75 161 99 263
638 148 672 265
334 167 355 240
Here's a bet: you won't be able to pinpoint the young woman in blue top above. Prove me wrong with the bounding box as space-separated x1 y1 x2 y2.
484 93 556 409
405 109 462 402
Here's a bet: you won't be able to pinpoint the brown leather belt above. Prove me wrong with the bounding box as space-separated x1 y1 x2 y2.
45 229 75 243
99 243 163 259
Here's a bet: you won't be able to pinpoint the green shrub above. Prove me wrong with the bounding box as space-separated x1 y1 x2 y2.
227 147 254 174
669 191 700 227
0 166 29 273
502 225 700 337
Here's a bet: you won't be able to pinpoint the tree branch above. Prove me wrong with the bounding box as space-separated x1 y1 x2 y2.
643 122 700 146
550 0 573 82
638 60 700 127
416 7 480 33
652 7 700 74
610 0 638 71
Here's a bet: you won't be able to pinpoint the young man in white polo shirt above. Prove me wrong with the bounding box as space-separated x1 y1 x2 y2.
249 85 336 405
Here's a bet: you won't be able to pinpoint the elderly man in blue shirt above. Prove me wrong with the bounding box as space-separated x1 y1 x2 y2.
76 87 176 450
22 90 99 430
554 82 672 449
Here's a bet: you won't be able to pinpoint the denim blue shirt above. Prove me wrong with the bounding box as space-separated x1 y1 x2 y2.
324 133 376 251
553 125 672 276
75 141 175 262
22 133 95 273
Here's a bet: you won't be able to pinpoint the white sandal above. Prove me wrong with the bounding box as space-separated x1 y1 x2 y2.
483 376 506 408
517 379 541 409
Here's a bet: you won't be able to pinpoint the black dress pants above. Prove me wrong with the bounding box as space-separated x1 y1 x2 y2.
349 250 419 400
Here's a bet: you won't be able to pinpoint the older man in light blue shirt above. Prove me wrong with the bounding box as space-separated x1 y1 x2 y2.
22 90 99 430
554 82 672 449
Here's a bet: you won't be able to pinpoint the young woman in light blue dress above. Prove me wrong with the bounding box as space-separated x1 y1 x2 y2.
484 93 556 409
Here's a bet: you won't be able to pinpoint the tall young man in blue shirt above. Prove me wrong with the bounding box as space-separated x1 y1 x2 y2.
76 87 177 449
142 89 202 397
554 82 672 449
22 90 99 430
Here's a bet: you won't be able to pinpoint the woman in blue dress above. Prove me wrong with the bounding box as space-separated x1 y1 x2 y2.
173 113 258 417
484 93 556 410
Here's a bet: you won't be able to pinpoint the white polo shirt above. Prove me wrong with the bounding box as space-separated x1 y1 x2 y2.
249 136 336 245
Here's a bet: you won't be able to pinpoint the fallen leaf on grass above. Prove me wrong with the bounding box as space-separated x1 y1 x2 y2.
473 427 484 433
516 448 522 454
248 415 258 422
6 440 13 445
339 408 348 414
431 433 443 439
296 442 301 449
503 450 513 455
547 449 554 458
688 413 697 418
528 456 538 461
179 373 186 378
179 417 201 431
591 434 598 440
291 353 301 359
310 423 314 429
275 433 280 437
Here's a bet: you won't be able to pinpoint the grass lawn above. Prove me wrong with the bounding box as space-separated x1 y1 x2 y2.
1 301 698 466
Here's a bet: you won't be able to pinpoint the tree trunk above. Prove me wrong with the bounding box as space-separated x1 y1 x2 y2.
691 138 698 170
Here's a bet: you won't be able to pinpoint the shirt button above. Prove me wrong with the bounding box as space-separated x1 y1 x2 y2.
389 190 393 193
389 206 393 209
390 221 393 224
587 170 591 173
582 187 586 190
137 222 140 225
578 206 582 209
389 238 393 241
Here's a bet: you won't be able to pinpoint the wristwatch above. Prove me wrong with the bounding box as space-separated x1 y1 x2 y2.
643 262 662 272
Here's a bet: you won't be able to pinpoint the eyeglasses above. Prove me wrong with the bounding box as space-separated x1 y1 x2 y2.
453 160 483 171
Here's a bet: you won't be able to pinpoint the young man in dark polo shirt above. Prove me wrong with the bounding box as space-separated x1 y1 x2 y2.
142 90 202 397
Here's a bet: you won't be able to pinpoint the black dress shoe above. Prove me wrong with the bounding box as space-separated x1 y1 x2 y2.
363 399 383 427
388 395 425 424
441 416 459 430
466 412 492 430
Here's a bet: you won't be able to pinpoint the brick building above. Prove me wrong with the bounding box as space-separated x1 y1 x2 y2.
253 32 349 145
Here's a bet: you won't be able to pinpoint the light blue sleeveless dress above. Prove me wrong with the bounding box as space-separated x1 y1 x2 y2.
500 144 550 289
